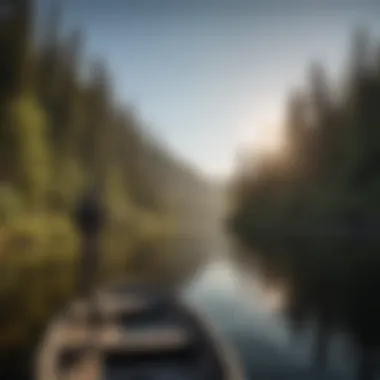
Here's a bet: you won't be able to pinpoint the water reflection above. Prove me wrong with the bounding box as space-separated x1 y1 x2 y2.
183 253 354 380
185 259 288 338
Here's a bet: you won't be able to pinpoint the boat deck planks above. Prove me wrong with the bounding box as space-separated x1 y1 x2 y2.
36 287 245 380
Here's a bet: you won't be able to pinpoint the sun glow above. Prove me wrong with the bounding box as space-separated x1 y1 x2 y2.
236 106 285 156
238 123 285 155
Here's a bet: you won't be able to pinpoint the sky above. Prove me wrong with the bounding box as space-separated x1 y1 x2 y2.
37 0 380 179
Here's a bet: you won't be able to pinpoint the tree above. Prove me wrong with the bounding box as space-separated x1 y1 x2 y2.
228 28 380 380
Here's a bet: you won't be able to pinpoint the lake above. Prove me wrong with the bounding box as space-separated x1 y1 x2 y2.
183 257 360 380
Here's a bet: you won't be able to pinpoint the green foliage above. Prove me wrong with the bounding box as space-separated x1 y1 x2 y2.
9 94 50 208
0 184 24 224
229 28 380 377
0 0 207 360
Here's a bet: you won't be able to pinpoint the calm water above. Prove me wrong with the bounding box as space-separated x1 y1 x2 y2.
183 257 358 380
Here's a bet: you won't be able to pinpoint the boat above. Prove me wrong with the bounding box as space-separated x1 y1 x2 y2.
35 283 245 380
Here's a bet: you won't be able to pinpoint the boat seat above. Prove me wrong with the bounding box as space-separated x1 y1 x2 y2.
57 326 197 377
64 296 150 323
57 325 194 354
103 327 198 369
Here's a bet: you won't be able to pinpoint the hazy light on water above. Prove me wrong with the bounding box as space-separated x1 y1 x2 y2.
184 258 292 345
260 286 286 313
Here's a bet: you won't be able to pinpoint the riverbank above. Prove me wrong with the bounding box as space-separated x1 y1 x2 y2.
228 217 380 243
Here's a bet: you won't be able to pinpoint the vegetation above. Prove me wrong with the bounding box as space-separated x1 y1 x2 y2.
228 28 380 380
0 0 212 374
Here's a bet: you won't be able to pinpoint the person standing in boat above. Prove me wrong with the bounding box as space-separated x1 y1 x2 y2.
74 188 105 301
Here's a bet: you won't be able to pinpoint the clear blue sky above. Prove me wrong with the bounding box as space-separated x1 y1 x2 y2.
37 0 380 178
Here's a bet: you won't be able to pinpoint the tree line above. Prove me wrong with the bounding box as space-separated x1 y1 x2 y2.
228 28 380 380
0 0 209 373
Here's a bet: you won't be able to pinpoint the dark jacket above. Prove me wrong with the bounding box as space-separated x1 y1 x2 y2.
74 190 105 235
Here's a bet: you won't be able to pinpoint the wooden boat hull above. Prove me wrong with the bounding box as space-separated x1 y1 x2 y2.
35 284 245 380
